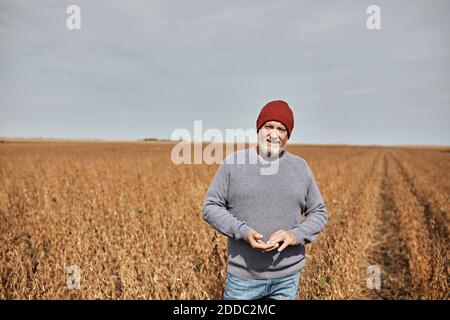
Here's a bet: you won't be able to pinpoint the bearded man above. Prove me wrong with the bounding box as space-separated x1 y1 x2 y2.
202 100 328 300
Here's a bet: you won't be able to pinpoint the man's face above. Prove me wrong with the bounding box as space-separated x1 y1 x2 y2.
257 120 289 157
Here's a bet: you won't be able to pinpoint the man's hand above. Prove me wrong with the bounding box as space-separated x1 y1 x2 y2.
265 230 299 252
246 229 279 252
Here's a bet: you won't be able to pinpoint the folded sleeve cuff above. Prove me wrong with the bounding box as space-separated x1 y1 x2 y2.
290 227 307 246
236 224 251 241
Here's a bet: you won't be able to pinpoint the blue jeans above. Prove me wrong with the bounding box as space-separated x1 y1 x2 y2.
223 271 300 300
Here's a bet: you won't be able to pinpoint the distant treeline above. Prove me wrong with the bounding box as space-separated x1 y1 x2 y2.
142 138 182 142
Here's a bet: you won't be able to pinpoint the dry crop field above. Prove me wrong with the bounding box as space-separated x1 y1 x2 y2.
0 140 448 299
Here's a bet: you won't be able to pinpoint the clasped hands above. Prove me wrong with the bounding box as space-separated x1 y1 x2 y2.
246 229 299 253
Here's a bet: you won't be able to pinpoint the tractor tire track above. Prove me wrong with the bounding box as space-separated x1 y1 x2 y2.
361 150 413 299
363 150 448 299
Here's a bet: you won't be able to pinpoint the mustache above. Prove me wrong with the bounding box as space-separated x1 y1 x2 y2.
266 137 281 144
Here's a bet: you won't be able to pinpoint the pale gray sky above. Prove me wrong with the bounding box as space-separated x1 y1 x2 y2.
1 0 449 145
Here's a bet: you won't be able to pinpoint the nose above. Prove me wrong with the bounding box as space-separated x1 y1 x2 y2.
269 129 279 138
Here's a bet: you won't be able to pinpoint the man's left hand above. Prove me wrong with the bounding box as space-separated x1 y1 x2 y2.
265 230 299 252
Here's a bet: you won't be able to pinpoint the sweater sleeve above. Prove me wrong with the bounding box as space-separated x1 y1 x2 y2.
202 162 251 241
290 161 328 246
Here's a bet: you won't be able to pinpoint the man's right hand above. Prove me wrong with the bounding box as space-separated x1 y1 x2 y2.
246 229 279 252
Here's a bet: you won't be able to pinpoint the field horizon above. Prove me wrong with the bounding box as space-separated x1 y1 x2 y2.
1 137 449 149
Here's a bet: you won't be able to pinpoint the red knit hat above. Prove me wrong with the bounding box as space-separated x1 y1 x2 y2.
256 100 294 138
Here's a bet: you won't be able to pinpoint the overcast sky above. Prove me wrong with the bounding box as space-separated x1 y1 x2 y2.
0 0 449 145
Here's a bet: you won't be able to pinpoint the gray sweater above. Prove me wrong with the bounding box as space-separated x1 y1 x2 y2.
202 147 328 279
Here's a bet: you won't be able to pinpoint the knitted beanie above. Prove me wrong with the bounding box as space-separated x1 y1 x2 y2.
256 100 294 138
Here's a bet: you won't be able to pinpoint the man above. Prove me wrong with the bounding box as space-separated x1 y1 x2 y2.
202 100 328 300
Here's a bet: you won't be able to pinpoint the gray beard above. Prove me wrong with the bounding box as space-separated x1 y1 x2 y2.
258 141 282 158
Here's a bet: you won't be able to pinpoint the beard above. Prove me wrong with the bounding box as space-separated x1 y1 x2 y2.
257 131 285 158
